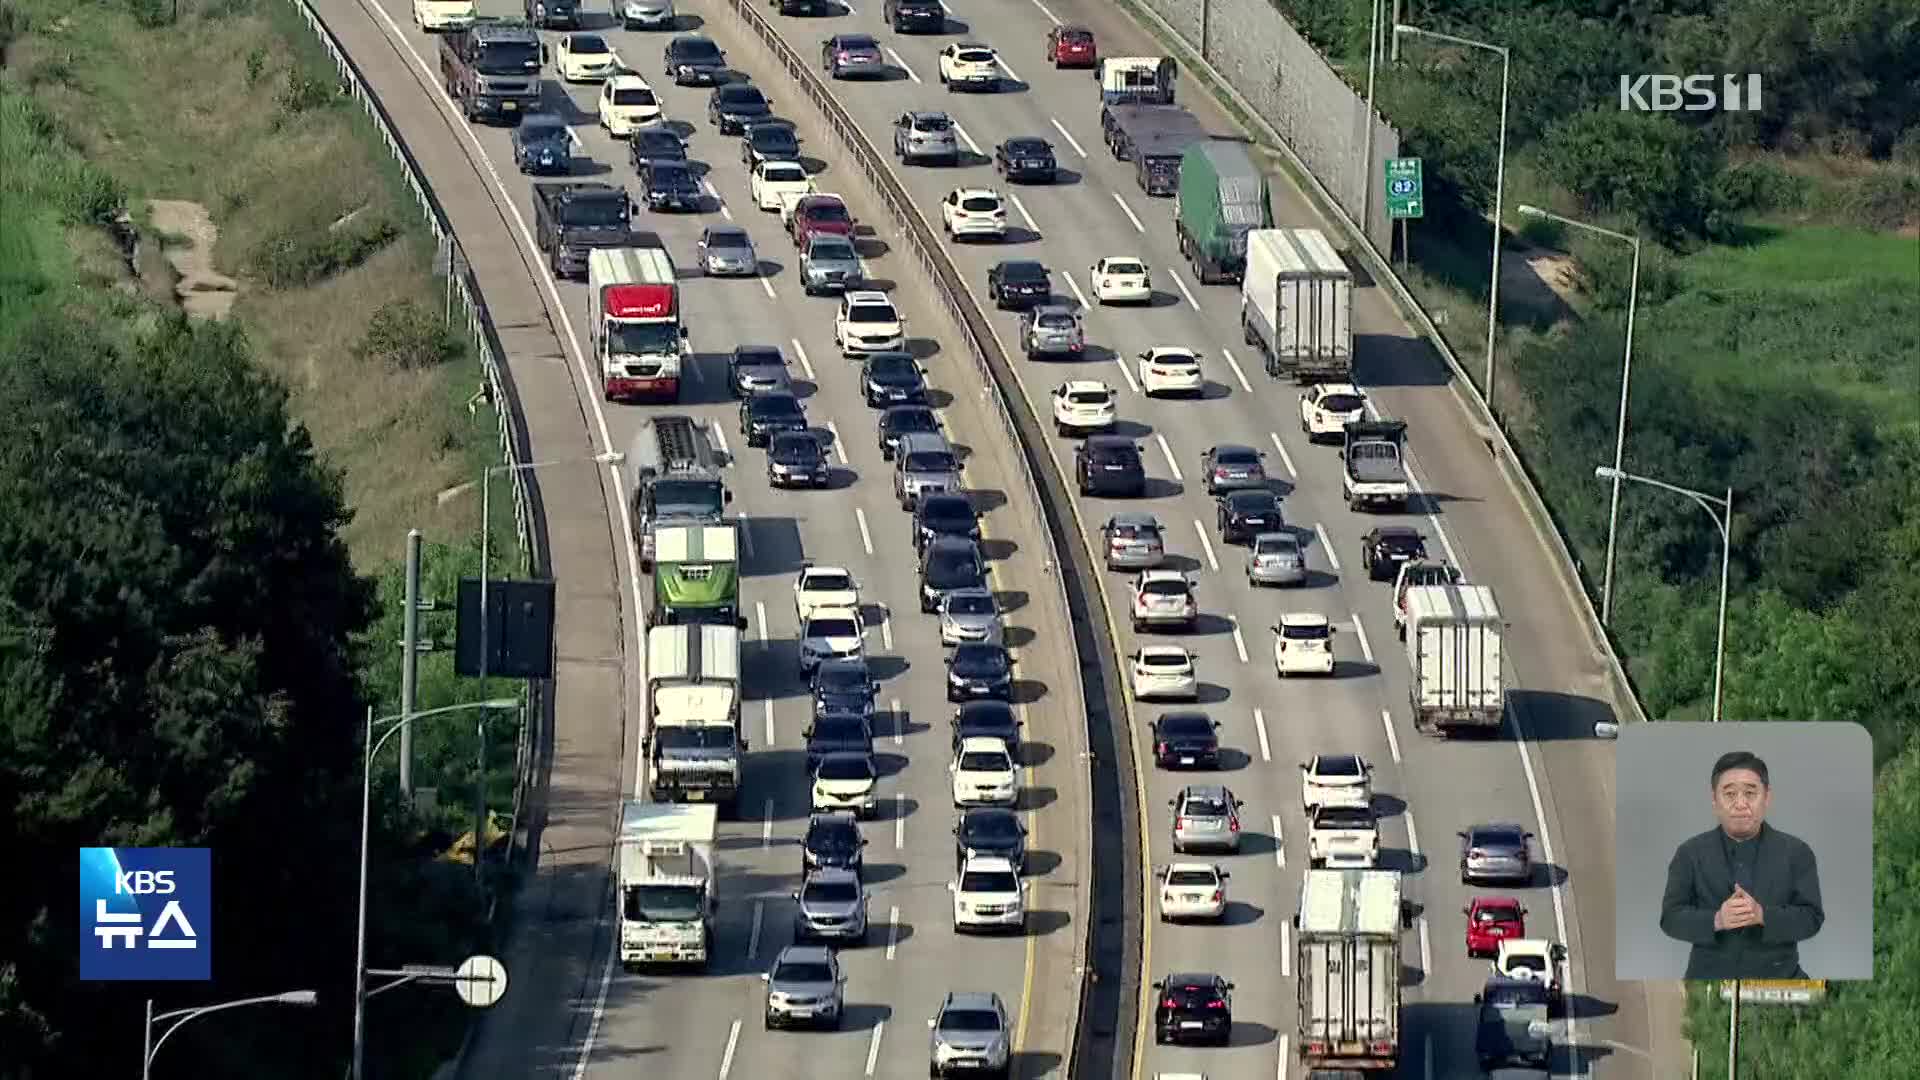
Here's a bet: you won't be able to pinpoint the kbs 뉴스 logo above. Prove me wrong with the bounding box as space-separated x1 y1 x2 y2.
79 847 212 981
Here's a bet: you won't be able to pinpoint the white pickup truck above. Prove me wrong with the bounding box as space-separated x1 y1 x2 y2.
1342 419 1410 511
1307 804 1379 869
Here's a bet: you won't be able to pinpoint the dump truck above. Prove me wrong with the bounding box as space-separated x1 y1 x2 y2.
1241 228 1353 382
1296 868 1403 1072
1175 140 1272 284
645 623 746 811
1403 584 1506 736
627 415 730 571
1341 420 1410 511
589 245 688 404
616 801 717 970
532 182 633 280
650 523 744 629
1100 104 1208 196
1097 56 1177 105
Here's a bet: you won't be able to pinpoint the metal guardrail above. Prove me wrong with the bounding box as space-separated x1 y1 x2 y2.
1124 2 1650 728
282 0 547 900
718 2 1142 1075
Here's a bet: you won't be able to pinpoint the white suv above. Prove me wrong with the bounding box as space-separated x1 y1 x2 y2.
1299 383 1368 441
949 854 1026 932
597 74 662 136
941 188 1008 242
834 290 906 356
1050 380 1117 435
1272 612 1337 676
1130 569 1198 633
949 735 1019 807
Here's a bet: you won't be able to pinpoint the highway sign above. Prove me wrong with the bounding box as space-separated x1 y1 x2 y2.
1386 157 1424 220
454 954 508 1008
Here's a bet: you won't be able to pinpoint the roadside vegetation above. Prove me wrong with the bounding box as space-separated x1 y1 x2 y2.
1257 1 1919 1072
1 1 528 1075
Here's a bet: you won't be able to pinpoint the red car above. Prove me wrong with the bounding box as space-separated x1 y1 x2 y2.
1464 897 1526 958
1046 25 1097 69
789 195 857 247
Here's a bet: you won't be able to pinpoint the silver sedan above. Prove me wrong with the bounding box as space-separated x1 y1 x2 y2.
698 224 758 277
1246 531 1306 586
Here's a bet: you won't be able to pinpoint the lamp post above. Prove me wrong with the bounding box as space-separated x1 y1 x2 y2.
1361 0 1382 233
1519 205 1641 626
144 990 317 1079
1393 23 1511 411
1593 467 1733 723
352 698 518 1080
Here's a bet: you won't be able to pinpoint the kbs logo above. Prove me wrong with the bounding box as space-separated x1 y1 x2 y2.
79 847 212 981
1619 74 1763 113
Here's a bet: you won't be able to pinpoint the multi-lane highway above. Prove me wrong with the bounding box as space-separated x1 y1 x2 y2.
355 0 1090 1075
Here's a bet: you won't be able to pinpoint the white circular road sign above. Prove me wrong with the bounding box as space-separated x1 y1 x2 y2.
453 954 508 1008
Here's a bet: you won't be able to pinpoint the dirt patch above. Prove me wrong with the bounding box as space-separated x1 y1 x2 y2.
146 199 238 319
1512 249 1582 306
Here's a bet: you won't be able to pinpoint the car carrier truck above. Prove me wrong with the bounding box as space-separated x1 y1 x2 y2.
616 801 717 970
1241 228 1353 382
1296 868 1403 1072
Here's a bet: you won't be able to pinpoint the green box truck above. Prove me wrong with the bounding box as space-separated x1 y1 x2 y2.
1175 139 1272 285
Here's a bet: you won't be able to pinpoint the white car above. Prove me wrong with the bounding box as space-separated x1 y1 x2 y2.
835 290 905 356
597 74 662 136
1089 256 1152 304
1129 644 1198 701
1050 380 1117 435
810 752 878 818
798 606 866 677
1492 938 1568 1005
949 854 1026 932
752 159 815 213
1299 383 1368 441
412 0 475 31
554 33 622 83
950 736 1019 807
794 564 860 622
1130 569 1197 633
1307 803 1379 868
1300 753 1373 812
941 188 1008 242
1137 347 1204 398
1157 862 1229 922
938 43 1002 91
1272 612 1336 676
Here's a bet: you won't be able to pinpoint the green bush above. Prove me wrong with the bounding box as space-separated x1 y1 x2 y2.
354 299 463 371
276 68 340 116
249 212 399 288
1539 108 1728 246
120 0 174 29
0 93 126 225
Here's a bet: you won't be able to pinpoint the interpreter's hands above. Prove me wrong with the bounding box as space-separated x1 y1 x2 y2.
1715 885 1764 930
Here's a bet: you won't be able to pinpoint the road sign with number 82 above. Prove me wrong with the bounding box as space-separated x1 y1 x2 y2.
1385 158 1423 219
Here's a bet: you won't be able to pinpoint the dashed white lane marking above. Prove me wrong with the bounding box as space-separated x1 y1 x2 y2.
1006 191 1039 232
1268 432 1298 479
886 905 900 959
762 798 774 847
1193 520 1220 572
1064 269 1093 310
825 419 849 465
1406 811 1422 858
891 699 904 745
879 603 893 650
1351 613 1374 664
1279 1035 1291 1079
895 793 906 847
746 901 764 961
1031 0 1063 27
885 48 920 83
1417 917 1433 981
1253 708 1271 761
1111 192 1146 232
995 55 1024 85
1154 433 1183 482
1381 708 1403 764
1279 918 1292 977
1230 616 1250 664
710 420 730 458
855 507 874 554
1169 269 1202 311
717 1019 740 1079
1316 523 1340 571
1221 347 1254 393
759 275 776 300
951 120 984 156
1272 814 1285 869
738 512 753 559
791 338 816 382
1112 352 1141 394
1049 116 1087 157
864 1021 885 1076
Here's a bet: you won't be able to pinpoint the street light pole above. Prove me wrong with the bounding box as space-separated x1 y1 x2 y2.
1518 205 1641 625
1361 0 1381 235
143 990 318 1078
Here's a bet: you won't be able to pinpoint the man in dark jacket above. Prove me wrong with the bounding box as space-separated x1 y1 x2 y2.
1659 750 1825 979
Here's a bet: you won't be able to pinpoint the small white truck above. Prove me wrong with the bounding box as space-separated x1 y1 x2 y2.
616 801 718 971
1403 584 1505 736
1240 227 1353 383
1296 868 1403 1073
1341 420 1410 511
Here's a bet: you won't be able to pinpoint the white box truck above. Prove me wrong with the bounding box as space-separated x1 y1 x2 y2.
645 623 745 811
1295 868 1403 1072
1403 584 1505 736
1240 228 1352 383
616 801 718 970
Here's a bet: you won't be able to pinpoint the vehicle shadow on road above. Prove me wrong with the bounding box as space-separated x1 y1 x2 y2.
1504 689 1621 742
1219 899 1265 927
991 587 1027 614
1023 849 1062 877
1011 1052 1063 1079
1017 785 1057 812
1352 331 1452 389
1025 908 1071 937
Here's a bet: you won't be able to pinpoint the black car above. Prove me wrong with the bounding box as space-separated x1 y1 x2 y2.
877 404 941 459
1150 712 1221 769
629 125 688 170
739 390 808 447
884 0 945 32
951 700 1021 756
860 352 926 408
664 35 727 86
987 260 1051 310
994 137 1058 183
527 0 580 29
1153 973 1234 1045
1361 526 1428 582
741 120 801 168
811 658 879 718
801 812 867 875
946 643 1013 702
912 492 980 553
729 344 790 398
1475 978 1553 1071
1076 435 1147 497
511 113 573 175
1217 490 1283 545
768 430 830 488
639 160 701 211
804 711 875 766
708 83 772 134
954 806 1027 871
921 536 986 613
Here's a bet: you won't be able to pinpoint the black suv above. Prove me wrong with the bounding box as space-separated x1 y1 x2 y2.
1076 435 1147 497
885 0 945 32
994 137 1058 183
1150 712 1221 769
638 160 701 211
987 260 1051 309
878 404 941 459
512 113 573 175
1361 526 1428 582
954 806 1027 871
920 536 986 613
951 700 1021 755
739 390 809 447
861 352 927 408
945 643 1012 702
801 812 867 875
804 710 874 766
912 492 980 553
1152 972 1234 1045
811 658 879 719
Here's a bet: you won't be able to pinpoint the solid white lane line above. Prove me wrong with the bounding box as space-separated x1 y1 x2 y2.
1351 613 1374 664
1221 347 1254 393
1316 523 1340 571
885 48 920 83
762 798 774 846
1253 708 1271 762
1513 707 1582 1050
1380 708 1402 764
1169 269 1202 311
825 419 849 464
1063 269 1093 310
1155 433 1183 482
879 603 893 650
1006 191 1039 232
1279 918 1292 977
1268 432 1298 479
1193 520 1220 572
747 900 764 961
791 337 816 381
1230 617 1250 664
758 275 776 300
951 120 983 156
710 419 730 458
1406 460 1465 568
1111 192 1146 233
855 507 874 554
1112 353 1141 394
891 699 903 745
995 55 1024 85
886 905 900 959
717 1020 741 1079
1049 116 1086 157
864 1021 885 1076
895 794 906 847
1279 1035 1290 1080
1031 0 1063 26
